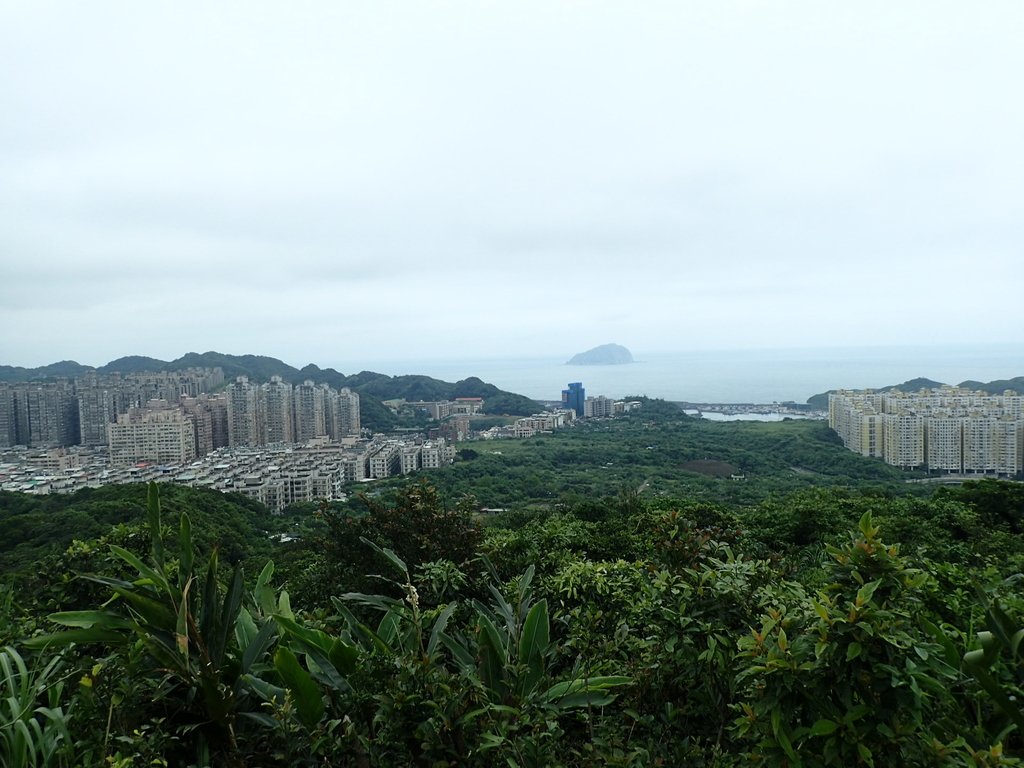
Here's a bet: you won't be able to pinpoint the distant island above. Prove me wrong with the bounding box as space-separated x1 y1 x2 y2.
567 343 634 366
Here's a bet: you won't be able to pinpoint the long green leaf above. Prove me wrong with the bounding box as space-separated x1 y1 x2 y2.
273 616 352 692
427 603 458 659
273 615 333 654
330 600 391 655
199 548 221 644
105 584 177 630
477 613 509 701
542 675 631 703
329 639 359 676
179 513 194 586
147 482 164 568
253 561 276 616
22 628 127 649
241 619 279 675
487 583 517 638
965 661 1024 733
210 564 245 666
108 545 170 594
440 633 476 672
46 610 133 630
358 537 408 577
176 576 193 664
274 646 324 730
517 599 549 698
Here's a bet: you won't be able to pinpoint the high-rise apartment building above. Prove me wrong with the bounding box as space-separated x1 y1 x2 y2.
0 385 16 447
327 387 361 439
830 388 1024 476
261 376 295 444
562 382 585 418
293 380 327 442
23 383 79 447
226 376 262 448
180 393 228 457
108 401 197 467
77 386 123 447
584 395 615 419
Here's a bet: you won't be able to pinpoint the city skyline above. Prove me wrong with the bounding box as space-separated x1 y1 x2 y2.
3 3 1023 368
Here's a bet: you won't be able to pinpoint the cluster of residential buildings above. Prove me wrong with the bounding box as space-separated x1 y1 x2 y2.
510 386 641 438
561 382 639 420
829 387 1024 476
0 434 455 512
0 368 226 449
1 375 644 507
0 370 363 469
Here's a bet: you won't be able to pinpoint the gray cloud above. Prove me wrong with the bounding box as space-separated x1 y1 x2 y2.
1 1 1023 368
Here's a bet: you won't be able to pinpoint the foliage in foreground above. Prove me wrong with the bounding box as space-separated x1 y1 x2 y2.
2 479 1024 766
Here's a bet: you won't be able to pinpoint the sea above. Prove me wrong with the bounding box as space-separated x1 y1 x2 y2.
349 344 1024 406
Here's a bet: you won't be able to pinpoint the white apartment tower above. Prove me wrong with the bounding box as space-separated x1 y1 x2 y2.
830 388 1024 476
108 403 197 467
293 380 327 442
226 376 262 448
261 376 295 444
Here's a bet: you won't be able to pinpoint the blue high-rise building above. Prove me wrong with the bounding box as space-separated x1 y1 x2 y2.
562 382 585 418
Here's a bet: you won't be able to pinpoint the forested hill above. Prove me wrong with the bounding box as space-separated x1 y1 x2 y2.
0 351 542 424
808 375 1024 408
0 484 279 574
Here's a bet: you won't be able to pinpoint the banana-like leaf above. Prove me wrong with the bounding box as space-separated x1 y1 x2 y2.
253 561 276 616
199 549 221 644
377 610 402 649
517 599 549 698
920 618 961 669
358 536 408 577
210 564 245 667
329 638 359 676
541 675 631 706
45 610 134 630
517 565 536 615
487 584 518 638
176 576 194 663
277 589 293 620
440 632 476 672
179 513 194 586
965 663 1024 734
477 613 509 701
427 604 458 659
273 615 333 654
147 482 164 568
331 600 392 655
241 619 279 675
108 545 170 594
341 592 405 613
274 646 325 730
241 672 286 705
471 599 503 642
235 607 259 651
552 690 619 709
273 615 353 693
89 580 176 630
22 628 127 649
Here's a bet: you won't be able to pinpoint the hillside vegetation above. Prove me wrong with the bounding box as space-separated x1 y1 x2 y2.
2 410 1023 766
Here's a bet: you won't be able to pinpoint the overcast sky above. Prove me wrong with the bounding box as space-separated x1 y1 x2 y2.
2 2 1022 370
